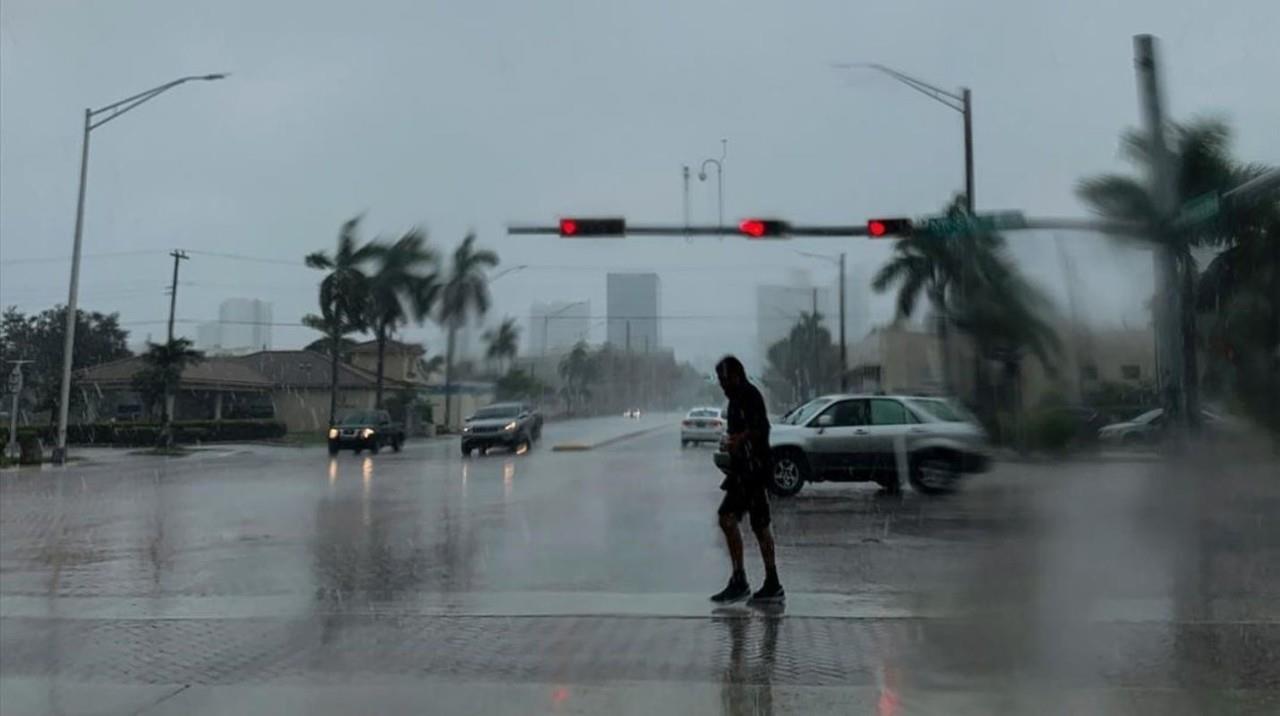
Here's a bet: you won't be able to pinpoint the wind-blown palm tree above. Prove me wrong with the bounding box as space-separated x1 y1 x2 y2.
436 234 499 428
557 340 597 414
874 195 1059 417
365 230 439 407
305 217 376 427
872 194 1010 393
133 338 204 447
483 317 521 375
1077 118 1274 425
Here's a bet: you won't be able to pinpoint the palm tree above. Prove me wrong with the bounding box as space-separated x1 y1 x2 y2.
557 340 597 414
305 217 376 427
874 195 1059 417
133 338 204 447
872 194 1008 394
436 234 499 428
483 317 521 375
365 230 439 407
1077 119 1274 426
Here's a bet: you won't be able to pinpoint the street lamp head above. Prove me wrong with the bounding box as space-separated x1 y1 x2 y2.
698 171 707 181
201 73 229 81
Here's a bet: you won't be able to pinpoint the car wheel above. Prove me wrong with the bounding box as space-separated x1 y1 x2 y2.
1122 432 1141 447
769 449 807 497
909 453 960 495
327 444 339 457
369 441 380 455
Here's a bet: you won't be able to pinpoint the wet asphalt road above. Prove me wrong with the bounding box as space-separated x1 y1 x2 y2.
2 417 1278 715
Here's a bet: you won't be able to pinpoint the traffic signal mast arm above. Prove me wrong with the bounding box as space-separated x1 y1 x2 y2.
510 215 1147 240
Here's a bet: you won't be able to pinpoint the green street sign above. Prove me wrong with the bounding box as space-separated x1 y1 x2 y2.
920 211 1027 236
1173 192 1220 228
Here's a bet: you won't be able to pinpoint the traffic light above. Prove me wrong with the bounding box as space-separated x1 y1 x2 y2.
558 217 625 237
867 218 913 238
738 219 790 239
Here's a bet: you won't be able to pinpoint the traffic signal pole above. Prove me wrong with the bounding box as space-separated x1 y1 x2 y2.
1134 34 1195 433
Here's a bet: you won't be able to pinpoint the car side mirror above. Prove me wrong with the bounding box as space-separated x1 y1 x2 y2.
816 415 834 428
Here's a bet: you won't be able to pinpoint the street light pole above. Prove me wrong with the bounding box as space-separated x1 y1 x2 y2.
51 73 227 465
834 63 974 213
698 139 727 237
962 88 975 214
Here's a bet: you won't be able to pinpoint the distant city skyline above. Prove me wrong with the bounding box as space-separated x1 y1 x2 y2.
195 298 273 355
606 273 661 352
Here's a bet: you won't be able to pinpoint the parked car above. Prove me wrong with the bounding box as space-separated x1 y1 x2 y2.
680 407 725 447
714 394 991 496
1098 407 1245 446
328 409 405 455
461 402 542 456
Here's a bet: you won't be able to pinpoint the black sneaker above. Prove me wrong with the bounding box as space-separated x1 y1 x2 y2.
710 574 751 603
749 579 785 603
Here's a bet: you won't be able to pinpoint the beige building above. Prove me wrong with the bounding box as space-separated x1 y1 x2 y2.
846 322 1156 410
238 349 422 433
847 324 947 396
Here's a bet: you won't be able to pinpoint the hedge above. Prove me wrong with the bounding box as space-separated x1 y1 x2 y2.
14 420 287 446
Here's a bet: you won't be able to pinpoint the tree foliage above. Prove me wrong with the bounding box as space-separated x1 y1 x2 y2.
1078 118 1279 431
0 305 131 420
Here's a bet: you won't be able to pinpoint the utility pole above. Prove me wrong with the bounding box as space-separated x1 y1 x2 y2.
811 288 819 397
161 250 189 447
166 250 189 343
838 253 847 393
1134 34 1194 432
6 360 32 460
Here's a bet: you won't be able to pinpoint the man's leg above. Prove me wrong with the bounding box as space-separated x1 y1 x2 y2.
748 487 784 601
711 492 752 603
752 523 777 577
720 512 746 574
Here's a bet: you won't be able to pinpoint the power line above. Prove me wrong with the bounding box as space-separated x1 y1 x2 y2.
0 249 167 266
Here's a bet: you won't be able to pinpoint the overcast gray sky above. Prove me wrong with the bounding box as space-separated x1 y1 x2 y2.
2 0 1277 372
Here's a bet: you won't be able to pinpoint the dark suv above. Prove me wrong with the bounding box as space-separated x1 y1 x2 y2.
461 402 542 456
328 409 405 455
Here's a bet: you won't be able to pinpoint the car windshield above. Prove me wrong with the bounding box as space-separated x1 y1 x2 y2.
1131 409 1163 424
906 398 968 423
473 405 521 420
338 412 380 426
781 398 833 426
689 409 719 418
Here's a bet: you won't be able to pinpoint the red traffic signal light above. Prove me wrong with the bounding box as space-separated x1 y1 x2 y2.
738 219 790 239
558 217 625 237
867 218 912 238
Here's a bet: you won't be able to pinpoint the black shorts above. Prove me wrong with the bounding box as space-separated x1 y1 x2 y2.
718 473 771 530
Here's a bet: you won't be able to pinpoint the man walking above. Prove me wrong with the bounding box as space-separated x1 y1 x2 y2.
710 355 784 603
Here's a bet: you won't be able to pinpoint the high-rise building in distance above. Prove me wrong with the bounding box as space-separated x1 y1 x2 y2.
606 273 660 352
529 300 591 355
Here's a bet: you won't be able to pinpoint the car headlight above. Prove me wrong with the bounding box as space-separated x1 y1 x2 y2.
462 425 471 433
328 428 338 439
361 428 375 438
503 421 517 432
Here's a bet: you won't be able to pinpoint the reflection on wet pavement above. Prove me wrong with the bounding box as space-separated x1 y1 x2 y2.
1 426 1278 714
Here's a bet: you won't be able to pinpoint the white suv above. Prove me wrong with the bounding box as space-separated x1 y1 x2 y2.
715 394 991 496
